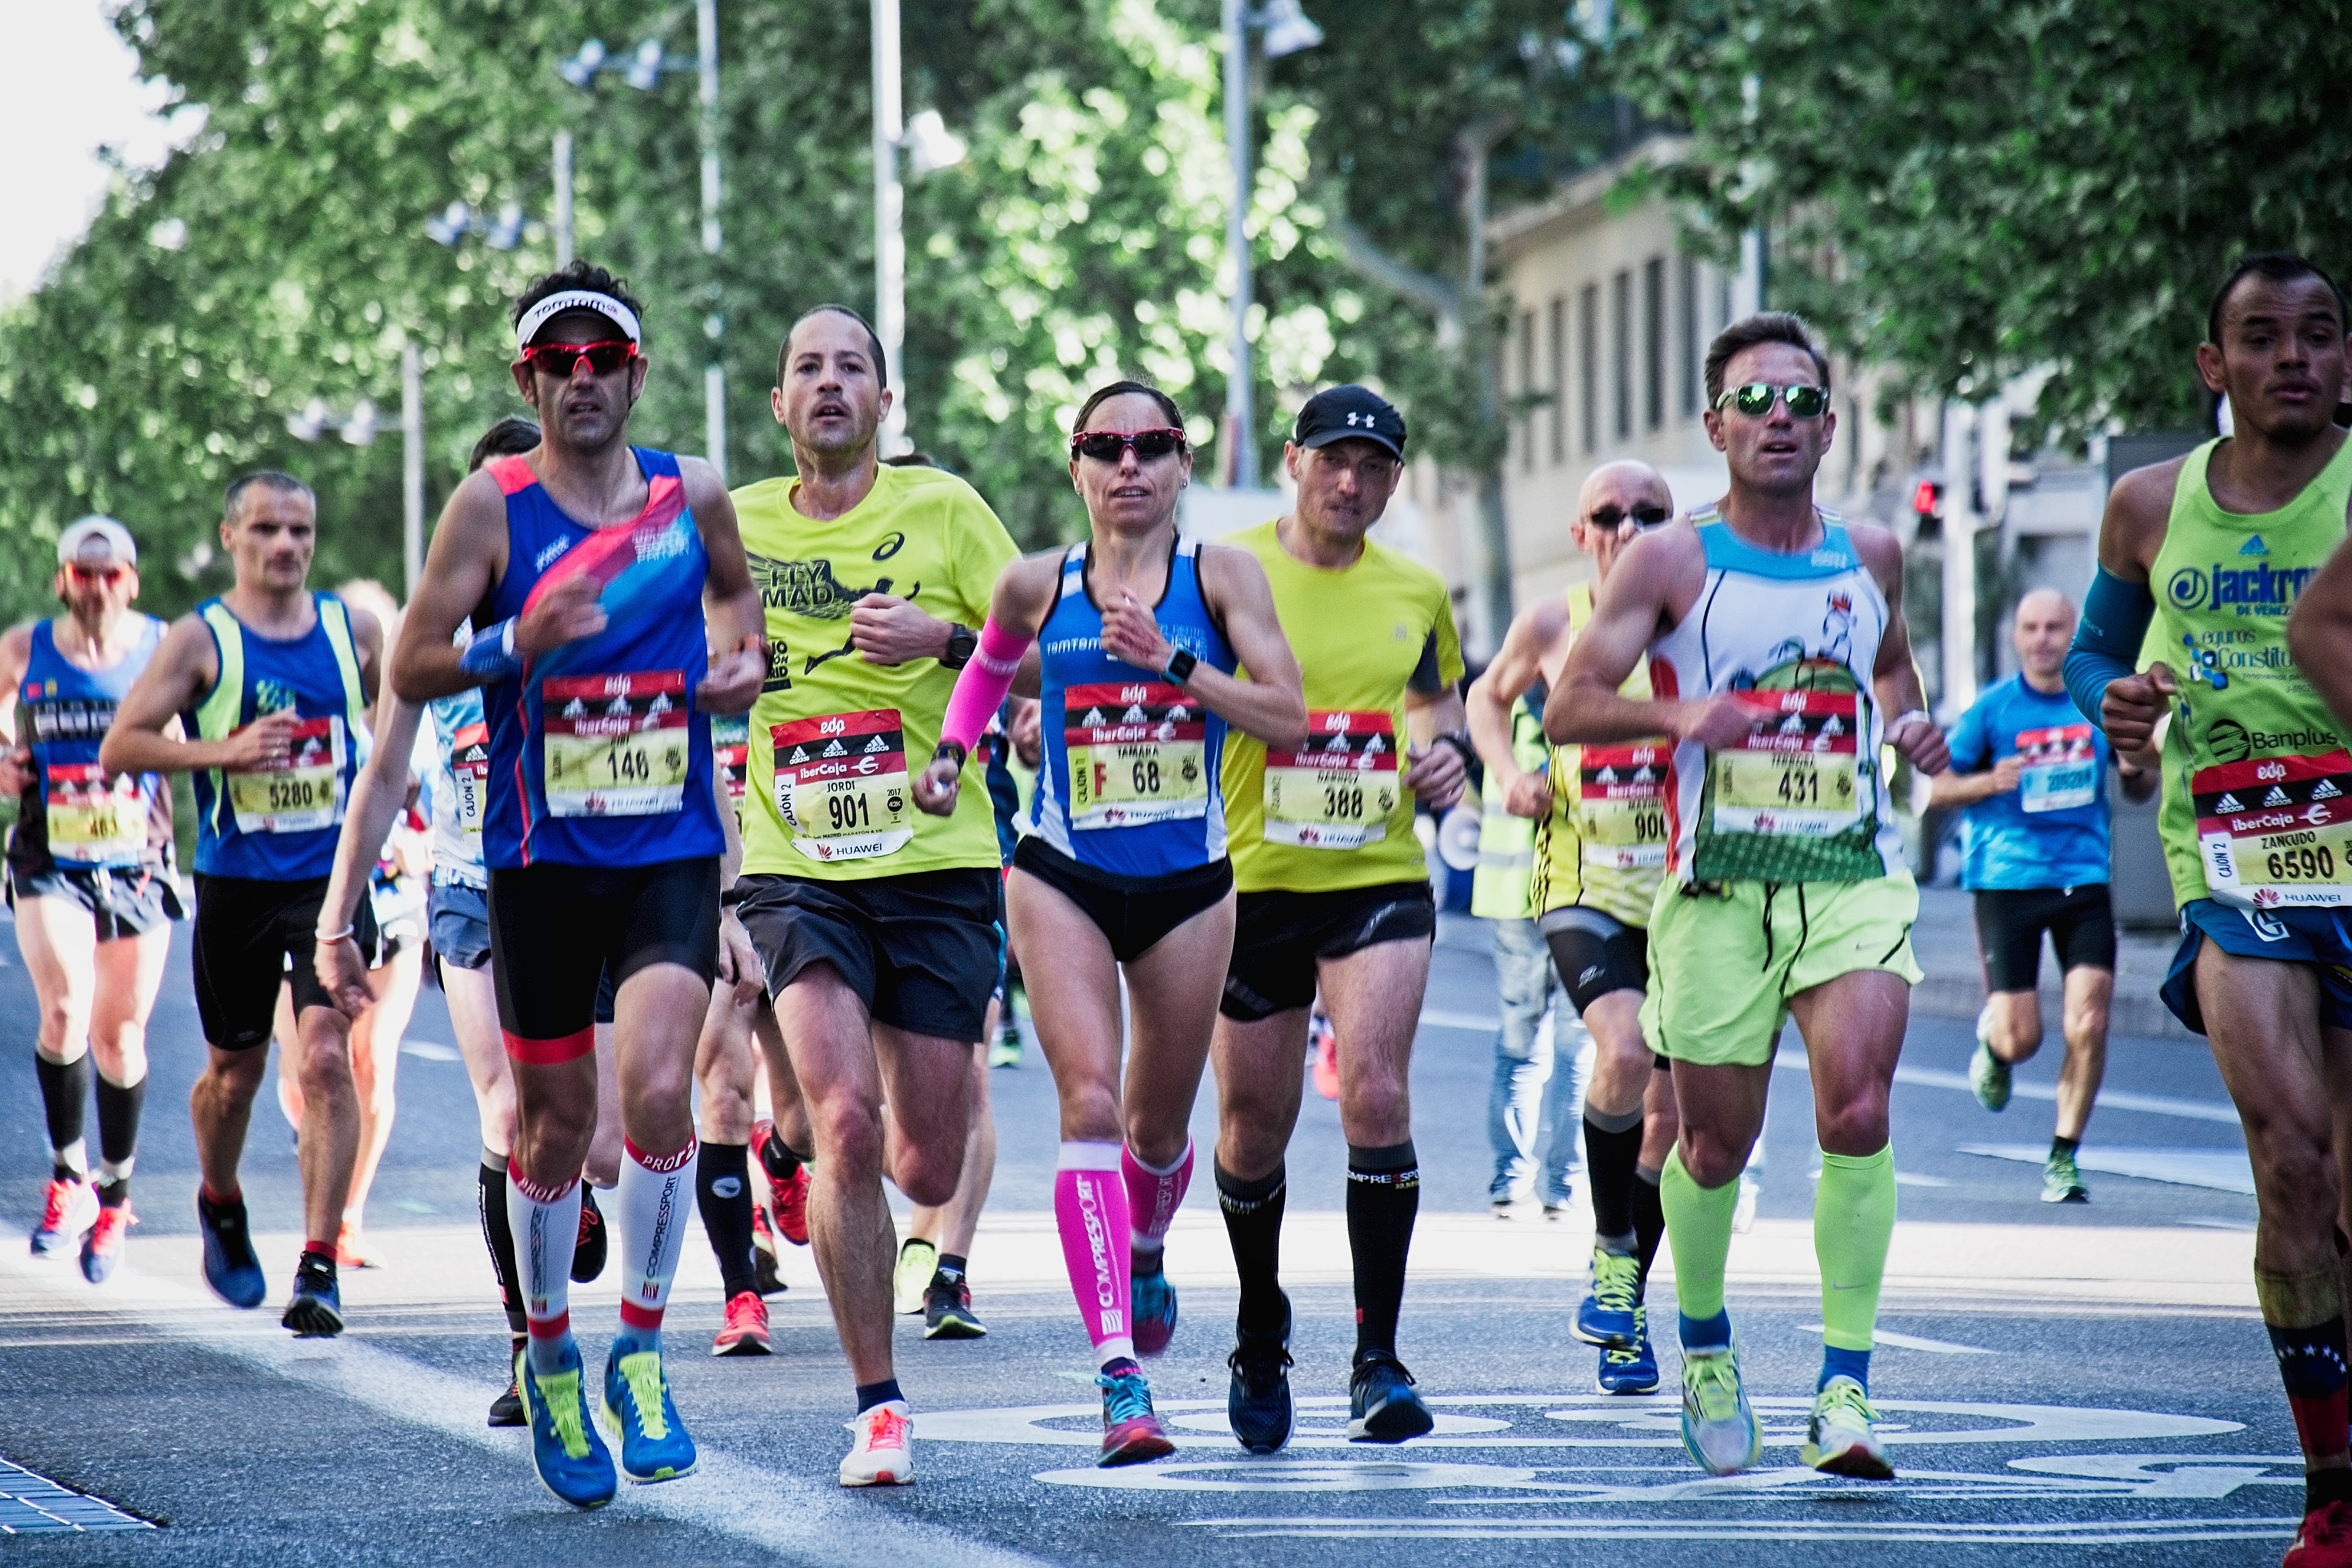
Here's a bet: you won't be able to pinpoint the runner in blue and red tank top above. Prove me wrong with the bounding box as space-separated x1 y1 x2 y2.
917 380 1307 1466
389 262 765 1509
0 517 180 1286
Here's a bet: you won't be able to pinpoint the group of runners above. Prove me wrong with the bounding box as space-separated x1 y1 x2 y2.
13 249 2352 1565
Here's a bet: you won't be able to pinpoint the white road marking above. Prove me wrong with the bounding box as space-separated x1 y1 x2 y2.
399 1040 461 1061
1774 1054 2241 1125
1173 1514 2295 1544
1958 1142 2255 1195
1797 1323 1991 1355
1419 1009 1501 1032
0 1251 1049 1568
1808 1167 1951 1188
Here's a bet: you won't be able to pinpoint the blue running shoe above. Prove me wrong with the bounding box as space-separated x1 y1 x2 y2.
1096 1365 1175 1467
196 1191 266 1309
601 1342 698 1482
1226 1293 1294 1454
1348 1351 1434 1443
1131 1261 1178 1357
30 1177 97 1258
520 1343 617 1508
1572 1247 1640 1349
1597 1305 1659 1394
280 1253 343 1337
1678 1338 1761 1475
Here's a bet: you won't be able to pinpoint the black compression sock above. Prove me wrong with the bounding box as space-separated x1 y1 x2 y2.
1216 1159 1288 1335
856 1378 904 1413
1346 1140 1420 1361
757 1126 803 1183
477 1159 527 1336
2311 1467 2352 1513
35 1053 90 1178
2051 1134 2081 1158
1632 1163 1666 1301
936 1252 968 1286
95 1073 145 1171
1583 1107 1643 1244
696 1142 759 1299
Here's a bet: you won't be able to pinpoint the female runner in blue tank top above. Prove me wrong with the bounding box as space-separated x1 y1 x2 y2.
917 381 1306 1465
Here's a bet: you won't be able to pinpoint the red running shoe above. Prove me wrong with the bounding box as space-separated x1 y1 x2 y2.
711 1289 772 1357
80 1204 135 1284
1096 1366 1176 1467
772 1163 811 1247
2288 1499 2352 1567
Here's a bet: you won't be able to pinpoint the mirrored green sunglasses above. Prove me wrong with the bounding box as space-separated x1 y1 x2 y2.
1716 381 1830 418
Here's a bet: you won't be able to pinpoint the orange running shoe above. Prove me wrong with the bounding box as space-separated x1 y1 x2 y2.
711 1289 772 1357
334 1221 377 1269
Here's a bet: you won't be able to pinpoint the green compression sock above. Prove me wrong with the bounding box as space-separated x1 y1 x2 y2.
1660 1145 1739 1326
1815 1144 1897 1354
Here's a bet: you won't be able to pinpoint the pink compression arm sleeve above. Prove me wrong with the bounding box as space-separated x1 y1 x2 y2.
938 615 1033 755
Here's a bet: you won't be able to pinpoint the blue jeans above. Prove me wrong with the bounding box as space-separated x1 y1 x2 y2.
1485 916 1591 1203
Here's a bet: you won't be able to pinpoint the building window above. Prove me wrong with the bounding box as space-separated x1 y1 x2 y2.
1518 308 1535 472
1547 297 1566 466
1579 283 1598 455
1677 254 1699 419
1643 257 1666 432
1611 269 1632 443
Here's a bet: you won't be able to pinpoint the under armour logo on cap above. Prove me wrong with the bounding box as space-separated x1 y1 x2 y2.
1295 384 1406 458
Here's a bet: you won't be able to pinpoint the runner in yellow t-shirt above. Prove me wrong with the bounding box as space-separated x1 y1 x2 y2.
1210 386 1469 1453
726 306 1018 1487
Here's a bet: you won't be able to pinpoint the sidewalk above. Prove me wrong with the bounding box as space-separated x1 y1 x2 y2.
1909 884 2191 1040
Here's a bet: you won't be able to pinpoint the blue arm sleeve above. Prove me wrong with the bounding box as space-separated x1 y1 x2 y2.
2063 565 2156 732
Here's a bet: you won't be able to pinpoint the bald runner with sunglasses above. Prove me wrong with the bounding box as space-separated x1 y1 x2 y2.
1467 459 1682 1398
1550 312 1948 1483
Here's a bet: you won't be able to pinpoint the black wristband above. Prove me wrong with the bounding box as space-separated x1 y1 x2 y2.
941 622 979 670
933 739 968 770
1433 732 1476 768
1163 647 1199 686
720 884 747 908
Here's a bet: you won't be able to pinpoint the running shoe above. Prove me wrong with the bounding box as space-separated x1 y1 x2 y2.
894 1238 938 1315
2286 1498 2352 1567
79 1204 133 1285
1732 1172 1760 1235
334 1220 376 1269
1488 1183 1523 1219
1801 1374 1895 1479
2043 1147 2091 1204
988 1016 1023 1068
1678 1339 1761 1475
1310 1013 1340 1101
601 1342 697 1482
712 1289 772 1356
281 1253 343 1337
197 1191 266 1309
1096 1366 1176 1467
1348 1351 1435 1443
30 1177 97 1258
840 1398 914 1486
570 1187 607 1283
923 1276 987 1339
1597 1305 1659 1395
489 1340 527 1427
1131 1260 1178 1356
1970 1037 2012 1114
1226 1296 1294 1454
772 1162 810 1246
1542 1197 1572 1222
519 1342 617 1508
1573 1247 1641 1349
750 1204 785 1296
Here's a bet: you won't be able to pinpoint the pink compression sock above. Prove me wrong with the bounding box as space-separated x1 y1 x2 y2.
1055 1141 1135 1368
939 617 1034 756
1124 1139 1194 1256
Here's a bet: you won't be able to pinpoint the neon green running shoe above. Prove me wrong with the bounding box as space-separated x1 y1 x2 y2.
893 1238 937 1315
1801 1374 1894 1479
1678 1339 1761 1475
1969 1039 2012 1113
2043 1146 2090 1203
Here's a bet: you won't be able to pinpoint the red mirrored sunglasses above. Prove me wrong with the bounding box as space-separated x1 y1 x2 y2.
67 564 128 585
515 341 639 378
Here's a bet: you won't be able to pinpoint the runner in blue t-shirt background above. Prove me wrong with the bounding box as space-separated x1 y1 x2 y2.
1931 588 2156 1203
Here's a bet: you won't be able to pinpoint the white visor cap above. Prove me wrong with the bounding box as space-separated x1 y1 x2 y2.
514 289 643 353
57 515 137 567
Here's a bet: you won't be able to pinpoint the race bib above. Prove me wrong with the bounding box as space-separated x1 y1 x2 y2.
2018 723 2096 814
712 716 749 833
452 721 489 838
1262 710 1398 850
542 672 689 818
44 763 145 864
2194 751 2352 908
227 716 345 834
1708 689 1861 839
1578 741 1670 870
1064 681 1207 830
771 709 912 863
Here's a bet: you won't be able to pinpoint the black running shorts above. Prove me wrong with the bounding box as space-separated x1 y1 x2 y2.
193 874 381 1051
1011 837 1233 966
735 866 1001 1042
1973 882 2116 993
1538 905 1650 1015
1219 880 1437 1022
487 857 718 1047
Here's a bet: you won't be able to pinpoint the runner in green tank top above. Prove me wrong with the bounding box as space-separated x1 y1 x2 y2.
1468 459 1682 1396
2069 252 2352 1568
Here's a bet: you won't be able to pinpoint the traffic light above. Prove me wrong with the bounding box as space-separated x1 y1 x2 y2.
1911 477 1945 539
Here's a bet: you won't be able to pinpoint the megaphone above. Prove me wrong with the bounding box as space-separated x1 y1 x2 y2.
1437 804 1482 872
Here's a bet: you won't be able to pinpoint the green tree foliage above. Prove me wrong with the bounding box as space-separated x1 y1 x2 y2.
1614 0 2352 430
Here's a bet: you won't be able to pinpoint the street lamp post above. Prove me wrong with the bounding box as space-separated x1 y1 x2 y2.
871 1 967 457
1218 0 1322 489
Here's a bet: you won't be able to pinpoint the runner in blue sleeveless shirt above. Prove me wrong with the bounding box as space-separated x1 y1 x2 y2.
918 380 1306 1466
389 263 764 1509
104 473 385 1338
0 517 180 1285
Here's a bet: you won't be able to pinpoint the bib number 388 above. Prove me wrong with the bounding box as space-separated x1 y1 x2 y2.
1262 710 1397 849
771 709 912 863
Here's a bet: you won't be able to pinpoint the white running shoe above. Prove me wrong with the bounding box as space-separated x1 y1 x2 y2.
1801 1374 1894 1479
840 1398 915 1486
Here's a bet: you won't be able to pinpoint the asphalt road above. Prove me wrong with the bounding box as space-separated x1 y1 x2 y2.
0 902 2295 1566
